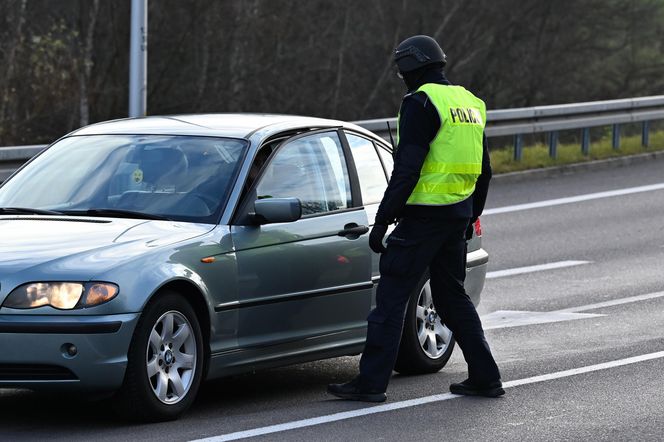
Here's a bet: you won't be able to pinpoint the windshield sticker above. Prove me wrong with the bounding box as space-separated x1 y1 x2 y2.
132 168 144 183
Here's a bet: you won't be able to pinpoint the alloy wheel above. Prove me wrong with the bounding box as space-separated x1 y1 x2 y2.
145 310 197 404
415 281 453 359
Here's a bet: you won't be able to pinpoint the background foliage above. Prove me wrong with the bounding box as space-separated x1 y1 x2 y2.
1 0 663 145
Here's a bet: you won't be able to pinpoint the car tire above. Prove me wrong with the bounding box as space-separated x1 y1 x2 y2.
114 291 204 422
394 273 456 375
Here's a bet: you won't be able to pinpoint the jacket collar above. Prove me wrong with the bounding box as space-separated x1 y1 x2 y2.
407 69 451 92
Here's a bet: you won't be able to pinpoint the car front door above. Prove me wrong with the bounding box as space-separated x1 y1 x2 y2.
231 130 372 354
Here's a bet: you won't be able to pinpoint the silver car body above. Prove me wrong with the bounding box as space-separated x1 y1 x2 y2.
0 114 488 391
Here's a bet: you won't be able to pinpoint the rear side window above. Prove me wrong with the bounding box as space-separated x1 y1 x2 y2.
346 134 388 205
377 145 394 177
256 132 352 216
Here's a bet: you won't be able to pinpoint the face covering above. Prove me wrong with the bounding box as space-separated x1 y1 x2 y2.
400 63 447 92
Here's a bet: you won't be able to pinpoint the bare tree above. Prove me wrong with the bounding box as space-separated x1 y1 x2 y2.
0 0 28 139
0 0 663 145
78 0 100 127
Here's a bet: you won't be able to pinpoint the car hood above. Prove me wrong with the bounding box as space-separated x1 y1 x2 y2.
0 216 214 277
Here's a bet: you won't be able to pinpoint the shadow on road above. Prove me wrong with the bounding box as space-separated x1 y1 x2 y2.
0 356 361 440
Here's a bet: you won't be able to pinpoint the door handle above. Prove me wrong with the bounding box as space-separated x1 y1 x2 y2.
338 223 370 238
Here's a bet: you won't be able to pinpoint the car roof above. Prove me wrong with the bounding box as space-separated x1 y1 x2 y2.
70 114 382 143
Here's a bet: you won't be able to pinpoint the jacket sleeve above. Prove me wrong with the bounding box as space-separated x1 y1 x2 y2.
374 92 439 225
470 133 492 222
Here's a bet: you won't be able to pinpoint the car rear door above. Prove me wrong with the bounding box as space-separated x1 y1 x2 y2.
230 130 372 351
342 131 393 309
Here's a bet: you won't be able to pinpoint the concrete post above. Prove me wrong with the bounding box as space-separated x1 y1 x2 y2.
129 0 148 117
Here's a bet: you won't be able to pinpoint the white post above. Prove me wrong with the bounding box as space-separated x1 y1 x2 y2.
129 0 147 117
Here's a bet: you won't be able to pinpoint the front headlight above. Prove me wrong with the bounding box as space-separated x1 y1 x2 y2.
2 282 119 310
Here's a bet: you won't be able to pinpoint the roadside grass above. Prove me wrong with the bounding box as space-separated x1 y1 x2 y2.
491 130 664 174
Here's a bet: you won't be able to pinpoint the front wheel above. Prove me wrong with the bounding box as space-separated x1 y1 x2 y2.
394 275 455 375
115 291 204 422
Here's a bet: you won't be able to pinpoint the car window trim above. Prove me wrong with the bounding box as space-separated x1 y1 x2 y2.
343 130 393 182
336 129 362 208
297 205 364 220
375 144 393 181
342 130 397 206
231 127 358 225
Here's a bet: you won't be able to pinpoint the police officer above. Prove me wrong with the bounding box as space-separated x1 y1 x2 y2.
327 35 503 402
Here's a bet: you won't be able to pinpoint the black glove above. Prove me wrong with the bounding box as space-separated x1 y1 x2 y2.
369 223 388 254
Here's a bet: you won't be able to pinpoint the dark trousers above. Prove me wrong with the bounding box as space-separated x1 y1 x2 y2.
359 216 500 392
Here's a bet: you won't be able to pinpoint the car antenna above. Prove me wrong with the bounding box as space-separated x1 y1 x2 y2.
386 121 396 151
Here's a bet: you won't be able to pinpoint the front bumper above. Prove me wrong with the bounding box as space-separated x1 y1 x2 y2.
0 313 139 392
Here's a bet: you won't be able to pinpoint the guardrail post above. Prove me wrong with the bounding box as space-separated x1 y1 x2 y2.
513 134 523 161
548 131 558 159
642 121 650 148
612 124 621 150
581 128 590 155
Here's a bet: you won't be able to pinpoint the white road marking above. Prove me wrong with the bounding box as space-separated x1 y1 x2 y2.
190 351 664 442
486 260 590 279
484 183 664 215
482 310 603 330
503 351 664 388
480 290 664 331
555 291 664 313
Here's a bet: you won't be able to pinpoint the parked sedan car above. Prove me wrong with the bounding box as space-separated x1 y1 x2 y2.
0 114 489 421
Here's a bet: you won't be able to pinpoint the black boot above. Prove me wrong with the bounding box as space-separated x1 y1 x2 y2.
450 379 505 397
327 378 387 403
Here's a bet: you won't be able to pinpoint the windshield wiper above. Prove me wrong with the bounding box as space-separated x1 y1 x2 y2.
63 208 172 221
0 207 65 215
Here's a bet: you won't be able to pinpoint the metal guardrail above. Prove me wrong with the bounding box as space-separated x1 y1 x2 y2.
2 95 664 182
0 145 47 182
355 95 664 161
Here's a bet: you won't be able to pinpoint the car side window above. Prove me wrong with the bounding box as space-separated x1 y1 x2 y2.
346 133 388 205
377 145 394 178
242 141 281 197
255 132 352 216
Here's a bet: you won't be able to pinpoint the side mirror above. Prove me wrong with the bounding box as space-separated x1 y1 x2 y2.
252 197 302 224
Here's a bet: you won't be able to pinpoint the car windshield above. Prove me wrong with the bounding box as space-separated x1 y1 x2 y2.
0 135 247 224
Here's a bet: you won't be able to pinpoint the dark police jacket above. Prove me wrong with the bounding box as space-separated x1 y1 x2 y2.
374 70 492 225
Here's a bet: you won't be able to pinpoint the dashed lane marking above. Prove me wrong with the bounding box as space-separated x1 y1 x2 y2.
484 183 664 215
486 260 590 279
555 290 664 313
189 351 664 442
482 310 603 330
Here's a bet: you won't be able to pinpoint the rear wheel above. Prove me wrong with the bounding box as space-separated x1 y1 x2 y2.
394 275 455 375
115 291 204 422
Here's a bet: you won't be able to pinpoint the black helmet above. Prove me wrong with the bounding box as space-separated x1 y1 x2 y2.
394 35 447 73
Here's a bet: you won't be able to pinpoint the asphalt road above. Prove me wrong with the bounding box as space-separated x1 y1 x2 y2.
2 157 664 441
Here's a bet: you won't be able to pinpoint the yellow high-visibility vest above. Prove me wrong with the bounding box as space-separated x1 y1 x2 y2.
398 84 486 206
